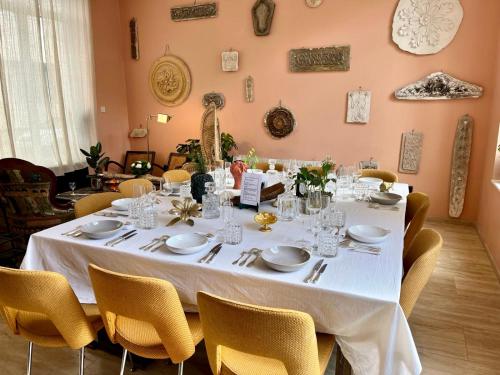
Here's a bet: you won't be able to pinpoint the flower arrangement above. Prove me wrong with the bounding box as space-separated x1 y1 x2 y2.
130 160 151 176
295 157 336 196
244 148 259 169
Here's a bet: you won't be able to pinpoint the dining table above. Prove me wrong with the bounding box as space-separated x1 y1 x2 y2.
21 183 421 375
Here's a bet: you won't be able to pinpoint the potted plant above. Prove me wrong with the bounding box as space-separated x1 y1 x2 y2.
80 142 110 190
221 132 238 162
295 158 335 212
176 139 202 173
130 160 151 176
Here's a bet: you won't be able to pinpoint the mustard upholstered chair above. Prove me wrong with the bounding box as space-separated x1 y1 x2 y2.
400 229 442 318
404 192 430 257
88 264 203 375
162 169 191 183
254 162 284 172
0 267 103 375
197 291 335 375
74 192 123 218
118 178 153 197
360 169 398 182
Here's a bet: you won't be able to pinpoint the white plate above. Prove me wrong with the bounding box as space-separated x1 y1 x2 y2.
166 233 208 255
359 177 383 187
81 220 124 239
261 246 311 272
370 192 402 206
111 198 133 211
347 225 391 244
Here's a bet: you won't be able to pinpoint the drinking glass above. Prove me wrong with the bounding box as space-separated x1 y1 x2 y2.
214 168 226 192
180 183 192 199
277 193 298 221
220 199 234 225
69 182 76 195
132 184 145 198
162 177 173 196
332 209 346 252
307 191 322 253
353 168 362 184
224 222 243 245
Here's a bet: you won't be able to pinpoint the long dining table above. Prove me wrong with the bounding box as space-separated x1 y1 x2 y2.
21 183 421 375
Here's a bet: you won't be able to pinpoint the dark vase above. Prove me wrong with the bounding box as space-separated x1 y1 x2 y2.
191 173 214 203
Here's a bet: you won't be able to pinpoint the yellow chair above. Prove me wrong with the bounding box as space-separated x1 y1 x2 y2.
0 267 103 375
74 192 123 218
360 169 398 182
88 264 203 375
163 169 191 183
197 291 335 375
254 162 284 172
400 229 442 318
404 192 430 257
118 178 153 197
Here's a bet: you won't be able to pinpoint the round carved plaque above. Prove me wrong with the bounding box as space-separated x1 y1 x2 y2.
149 54 192 107
264 106 296 139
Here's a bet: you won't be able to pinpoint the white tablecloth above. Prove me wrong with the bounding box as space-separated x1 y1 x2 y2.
21 184 421 375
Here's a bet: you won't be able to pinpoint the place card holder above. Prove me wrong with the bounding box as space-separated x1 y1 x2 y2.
238 172 263 212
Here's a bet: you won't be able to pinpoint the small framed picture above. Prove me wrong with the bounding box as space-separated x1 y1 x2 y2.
222 50 239 72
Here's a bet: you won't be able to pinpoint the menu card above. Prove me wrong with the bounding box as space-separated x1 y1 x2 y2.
240 172 263 208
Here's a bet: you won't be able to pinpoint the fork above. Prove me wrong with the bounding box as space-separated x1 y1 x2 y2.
246 249 263 267
232 251 248 265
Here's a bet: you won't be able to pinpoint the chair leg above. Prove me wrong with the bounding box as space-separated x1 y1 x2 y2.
127 351 136 372
177 361 184 375
119 348 128 375
79 347 85 375
26 342 33 375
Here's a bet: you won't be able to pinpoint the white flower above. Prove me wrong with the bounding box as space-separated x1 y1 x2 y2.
147 162 151 169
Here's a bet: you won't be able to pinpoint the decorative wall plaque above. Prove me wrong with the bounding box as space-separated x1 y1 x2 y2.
289 46 350 72
449 114 473 218
264 103 296 139
395 72 483 100
221 50 239 72
399 131 423 174
129 18 139 60
202 92 225 110
245 76 254 103
252 0 275 36
200 102 221 169
171 2 217 21
149 54 192 107
346 90 371 124
392 0 463 55
306 0 323 7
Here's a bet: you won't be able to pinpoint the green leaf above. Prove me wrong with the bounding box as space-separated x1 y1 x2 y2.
80 149 90 157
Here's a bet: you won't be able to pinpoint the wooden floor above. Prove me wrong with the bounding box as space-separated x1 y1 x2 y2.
0 220 499 374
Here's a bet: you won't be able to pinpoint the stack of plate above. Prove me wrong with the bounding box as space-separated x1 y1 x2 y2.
347 225 391 244
370 192 402 206
166 233 208 254
80 220 123 239
261 246 310 272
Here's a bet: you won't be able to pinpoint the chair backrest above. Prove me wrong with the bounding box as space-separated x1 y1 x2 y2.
404 192 430 257
254 162 284 172
88 264 195 363
197 292 321 375
162 170 191 183
360 169 398 182
74 192 123 218
401 229 442 317
118 179 153 197
0 267 97 349
123 151 156 174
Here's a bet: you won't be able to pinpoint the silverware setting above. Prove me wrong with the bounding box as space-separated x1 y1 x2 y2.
140 235 169 251
312 264 328 283
304 259 324 283
94 211 129 218
196 232 215 239
105 230 137 247
342 240 381 255
62 226 82 237
198 243 223 264
368 202 399 211
233 249 262 267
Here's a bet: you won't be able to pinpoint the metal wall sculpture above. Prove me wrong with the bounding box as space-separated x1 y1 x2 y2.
171 2 217 21
245 76 254 103
252 0 275 36
129 18 139 60
399 131 423 174
305 0 323 7
289 46 350 72
395 72 483 100
149 53 192 107
449 114 473 218
200 102 221 169
202 92 225 110
346 89 371 124
221 50 239 72
392 0 463 55
264 102 296 139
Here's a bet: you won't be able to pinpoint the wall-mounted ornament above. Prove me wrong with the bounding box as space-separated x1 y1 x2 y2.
289 45 350 73
392 0 463 55
252 0 275 36
346 89 371 124
305 0 323 7
202 92 225 110
245 76 254 103
264 101 296 139
398 131 423 174
170 2 217 21
129 18 139 60
395 72 483 100
221 50 239 72
449 114 473 218
200 102 221 169
149 48 192 107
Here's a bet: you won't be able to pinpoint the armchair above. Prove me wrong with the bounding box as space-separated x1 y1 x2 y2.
104 151 166 177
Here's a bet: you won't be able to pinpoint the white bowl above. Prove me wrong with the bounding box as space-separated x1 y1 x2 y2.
347 225 391 244
359 177 383 187
170 180 190 193
370 192 402 206
111 198 133 211
261 246 311 272
81 220 123 239
166 233 208 254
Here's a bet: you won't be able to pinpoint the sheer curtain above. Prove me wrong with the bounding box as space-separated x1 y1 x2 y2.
0 0 97 175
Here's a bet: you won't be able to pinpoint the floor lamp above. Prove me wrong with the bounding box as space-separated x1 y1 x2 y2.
146 113 172 162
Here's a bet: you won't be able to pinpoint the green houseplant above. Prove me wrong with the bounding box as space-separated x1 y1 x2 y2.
221 132 238 162
295 158 335 196
80 142 109 175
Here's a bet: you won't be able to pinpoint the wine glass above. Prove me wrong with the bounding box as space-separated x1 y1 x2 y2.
162 177 173 196
68 182 76 195
332 209 346 251
307 191 322 253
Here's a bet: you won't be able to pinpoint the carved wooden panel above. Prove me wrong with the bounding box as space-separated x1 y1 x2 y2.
149 54 192 107
171 3 217 21
129 18 139 60
289 46 350 72
221 50 239 72
252 0 275 36
245 76 254 103
399 131 423 174
202 92 225 110
201 102 221 169
346 90 371 124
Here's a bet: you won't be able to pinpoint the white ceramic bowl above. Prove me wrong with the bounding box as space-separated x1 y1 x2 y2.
111 198 133 211
170 180 190 193
261 246 311 272
359 177 383 187
347 225 391 244
166 233 208 254
81 220 123 239
370 192 402 206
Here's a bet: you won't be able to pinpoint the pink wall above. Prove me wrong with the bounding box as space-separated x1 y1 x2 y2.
91 0 130 162
92 0 500 221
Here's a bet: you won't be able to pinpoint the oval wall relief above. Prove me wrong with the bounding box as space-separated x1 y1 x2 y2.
149 54 192 106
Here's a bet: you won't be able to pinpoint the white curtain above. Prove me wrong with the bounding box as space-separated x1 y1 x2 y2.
0 0 97 175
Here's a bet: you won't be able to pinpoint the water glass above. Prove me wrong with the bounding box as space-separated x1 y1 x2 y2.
162 177 173 196
354 183 368 201
133 184 146 198
139 200 157 229
332 209 346 251
318 230 337 258
224 222 243 245
214 168 226 192
220 200 234 224
128 197 141 221
277 193 298 221
180 183 192 199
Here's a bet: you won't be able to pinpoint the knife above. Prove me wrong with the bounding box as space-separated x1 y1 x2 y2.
109 232 137 247
198 243 222 263
304 259 324 283
105 230 136 247
312 264 328 284
206 245 222 264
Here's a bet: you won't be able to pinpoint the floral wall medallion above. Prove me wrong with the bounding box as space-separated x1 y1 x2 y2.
346 90 371 124
221 50 239 72
149 54 192 106
264 104 296 139
392 0 464 55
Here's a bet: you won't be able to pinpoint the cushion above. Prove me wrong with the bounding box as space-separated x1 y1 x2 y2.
0 182 54 216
